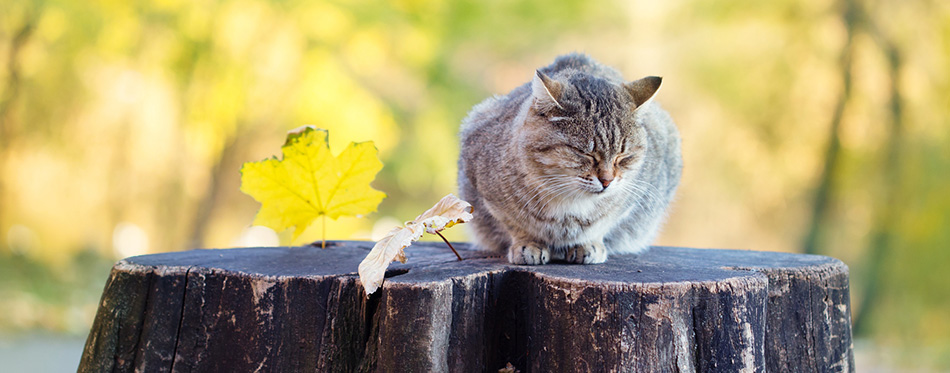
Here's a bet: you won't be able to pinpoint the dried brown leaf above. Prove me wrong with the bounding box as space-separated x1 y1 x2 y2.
357 194 473 295
357 224 423 295
410 193 475 234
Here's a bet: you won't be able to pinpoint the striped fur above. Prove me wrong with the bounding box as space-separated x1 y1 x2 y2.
458 53 682 265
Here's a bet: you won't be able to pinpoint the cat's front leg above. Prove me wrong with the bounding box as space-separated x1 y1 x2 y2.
564 241 608 264
508 242 551 265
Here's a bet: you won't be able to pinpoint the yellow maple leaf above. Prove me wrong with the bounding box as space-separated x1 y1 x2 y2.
240 126 386 246
358 194 474 295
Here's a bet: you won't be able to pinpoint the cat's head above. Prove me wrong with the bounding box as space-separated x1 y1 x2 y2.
517 70 661 196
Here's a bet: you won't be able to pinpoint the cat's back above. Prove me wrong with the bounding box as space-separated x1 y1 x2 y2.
459 84 528 143
458 76 528 184
461 53 621 139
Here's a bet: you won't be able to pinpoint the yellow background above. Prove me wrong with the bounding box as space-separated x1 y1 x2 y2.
1 0 949 369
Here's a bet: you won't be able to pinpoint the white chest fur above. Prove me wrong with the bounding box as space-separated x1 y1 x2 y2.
484 189 623 248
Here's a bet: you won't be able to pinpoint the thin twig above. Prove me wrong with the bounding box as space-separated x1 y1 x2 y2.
436 231 463 261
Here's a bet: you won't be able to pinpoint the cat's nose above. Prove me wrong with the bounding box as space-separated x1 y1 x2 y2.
598 176 613 189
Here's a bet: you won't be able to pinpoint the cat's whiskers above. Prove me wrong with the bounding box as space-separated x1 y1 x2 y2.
634 180 664 208
522 177 575 216
617 185 652 216
619 180 663 213
531 180 572 209
626 187 650 214
517 180 554 219
536 181 579 215
507 174 574 222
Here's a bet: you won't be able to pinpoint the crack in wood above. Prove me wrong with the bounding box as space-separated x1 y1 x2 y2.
79 243 854 373
168 266 192 372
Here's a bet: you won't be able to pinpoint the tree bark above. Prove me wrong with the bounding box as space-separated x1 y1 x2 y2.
79 242 853 372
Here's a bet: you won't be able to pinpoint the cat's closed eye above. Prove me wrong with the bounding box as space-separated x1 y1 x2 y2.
614 145 644 167
533 145 593 168
564 146 594 161
615 154 637 167
458 53 681 263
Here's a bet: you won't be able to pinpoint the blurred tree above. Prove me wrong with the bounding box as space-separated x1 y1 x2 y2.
802 0 856 257
0 0 622 329
847 0 905 337
0 6 37 249
1 0 949 368
666 0 950 366
796 0 905 337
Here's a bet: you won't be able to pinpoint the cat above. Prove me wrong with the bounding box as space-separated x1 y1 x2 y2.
457 53 682 265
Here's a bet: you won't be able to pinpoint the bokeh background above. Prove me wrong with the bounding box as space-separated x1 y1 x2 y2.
1 0 948 370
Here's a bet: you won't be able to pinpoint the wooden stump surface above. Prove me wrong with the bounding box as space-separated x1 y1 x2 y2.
79 242 854 372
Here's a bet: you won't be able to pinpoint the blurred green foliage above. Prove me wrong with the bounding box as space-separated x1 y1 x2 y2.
1 0 949 369
0 249 113 334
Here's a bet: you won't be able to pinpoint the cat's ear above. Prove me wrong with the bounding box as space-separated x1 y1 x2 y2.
624 76 662 108
531 70 565 111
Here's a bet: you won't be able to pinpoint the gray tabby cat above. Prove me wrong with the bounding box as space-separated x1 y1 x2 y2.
458 53 682 265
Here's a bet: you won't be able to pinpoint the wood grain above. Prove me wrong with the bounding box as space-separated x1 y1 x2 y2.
79 242 854 372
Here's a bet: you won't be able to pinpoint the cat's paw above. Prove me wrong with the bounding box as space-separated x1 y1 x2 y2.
508 244 551 265
564 242 608 264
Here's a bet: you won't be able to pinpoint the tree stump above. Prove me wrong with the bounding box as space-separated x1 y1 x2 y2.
79 242 853 372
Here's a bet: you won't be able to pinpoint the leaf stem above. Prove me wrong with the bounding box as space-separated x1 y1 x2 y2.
436 231 462 261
